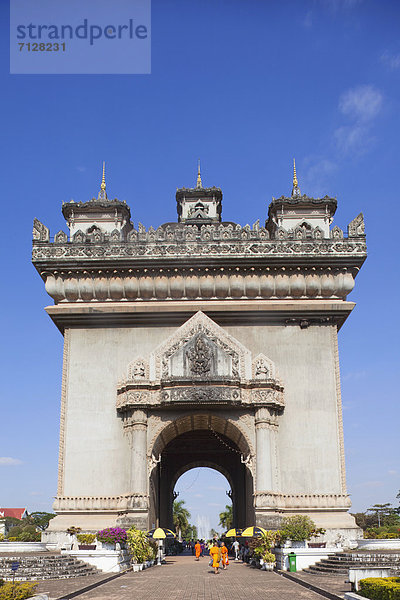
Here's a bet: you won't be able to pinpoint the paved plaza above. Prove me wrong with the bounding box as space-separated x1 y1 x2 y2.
37 555 349 600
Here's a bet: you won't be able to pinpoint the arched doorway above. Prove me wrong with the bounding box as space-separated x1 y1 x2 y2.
148 414 255 530
174 467 232 539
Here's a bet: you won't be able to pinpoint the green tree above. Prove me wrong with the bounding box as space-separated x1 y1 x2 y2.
184 524 198 540
27 512 56 531
351 512 377 530
367 504 393 527
173 500 190 538
218 504 233 530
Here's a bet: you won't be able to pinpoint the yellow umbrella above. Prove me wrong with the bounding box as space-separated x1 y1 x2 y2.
147 528 176 539
226 528 243 537
241 526 268 537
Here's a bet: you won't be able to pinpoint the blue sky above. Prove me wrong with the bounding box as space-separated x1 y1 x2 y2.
0 0 399 533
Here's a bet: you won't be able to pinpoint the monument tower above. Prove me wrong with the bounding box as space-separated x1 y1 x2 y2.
32 162 366 545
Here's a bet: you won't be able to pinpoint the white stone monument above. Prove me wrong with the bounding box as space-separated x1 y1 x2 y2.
33 162 366 547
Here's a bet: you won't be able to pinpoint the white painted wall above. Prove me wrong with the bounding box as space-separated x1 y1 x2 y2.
62 322 342 499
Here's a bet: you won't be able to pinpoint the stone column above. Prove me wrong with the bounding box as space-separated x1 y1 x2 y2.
127 410 148 495
255 407 275 492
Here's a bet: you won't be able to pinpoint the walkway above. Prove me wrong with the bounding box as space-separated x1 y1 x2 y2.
37 555 339 600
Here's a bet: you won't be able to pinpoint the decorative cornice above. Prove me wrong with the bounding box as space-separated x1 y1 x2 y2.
254 492 352 511
53 494 149 512
39 267 358 304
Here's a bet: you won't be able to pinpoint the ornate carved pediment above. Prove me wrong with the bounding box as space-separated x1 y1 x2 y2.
152 311 250 380
116 312 284 412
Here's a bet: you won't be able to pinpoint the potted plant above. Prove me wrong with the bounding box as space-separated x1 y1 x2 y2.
97 527 127 550
280 515 317 548
252 531 278 570
66 526 81 550
126 526 157 569
308 527 327 548
77 533 96 550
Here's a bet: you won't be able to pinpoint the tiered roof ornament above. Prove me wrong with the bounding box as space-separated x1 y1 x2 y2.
176 161 222 225
97 162 108 201
196 159 202 189
61 162 132 240
266 160 337 239
291 158 301 198
32 160 366 313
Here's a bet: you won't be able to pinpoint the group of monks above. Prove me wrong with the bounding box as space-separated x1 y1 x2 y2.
194 540 229 574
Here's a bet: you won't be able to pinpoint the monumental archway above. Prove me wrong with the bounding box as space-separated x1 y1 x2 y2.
33 166 366 546
147 414 255 529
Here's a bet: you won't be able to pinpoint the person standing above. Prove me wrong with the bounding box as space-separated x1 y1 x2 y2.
195 540 201 560
221 541 229 569
232 539 239 560
209 541 220 574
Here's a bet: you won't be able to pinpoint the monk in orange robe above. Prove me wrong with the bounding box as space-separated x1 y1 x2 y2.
195 540 201 560
209 541 220 574
221 542 229 569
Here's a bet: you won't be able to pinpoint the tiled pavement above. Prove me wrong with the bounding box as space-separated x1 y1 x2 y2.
37 555 348 600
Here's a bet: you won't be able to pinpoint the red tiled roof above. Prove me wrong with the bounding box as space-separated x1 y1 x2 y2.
0 508 27 520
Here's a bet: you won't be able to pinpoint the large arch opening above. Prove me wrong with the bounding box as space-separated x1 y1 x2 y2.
174 467 232 539
149 415 254 530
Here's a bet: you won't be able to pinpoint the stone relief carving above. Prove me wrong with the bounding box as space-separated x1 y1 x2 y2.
253 354 276 379
32 218 50 242
331 225 344 240
163 387 241 404
152 311 250 380
126 358 149 381
348 213 365 237
147 453 161 475
117 313 283 413
185 334 212 375
32 238 366 262
254 357 269 378
54 230 68 243
241 453 255 475
73 230 85 243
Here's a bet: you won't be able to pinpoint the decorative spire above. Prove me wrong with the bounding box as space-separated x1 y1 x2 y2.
196 159 202 189
98 161 108 200
292 158 301 197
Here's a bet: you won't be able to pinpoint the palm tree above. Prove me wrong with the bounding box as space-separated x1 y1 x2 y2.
173 500 190 539
219 504 233 530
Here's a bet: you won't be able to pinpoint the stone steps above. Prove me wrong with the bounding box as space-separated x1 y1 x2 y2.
304 553 400 575
0 554 100 581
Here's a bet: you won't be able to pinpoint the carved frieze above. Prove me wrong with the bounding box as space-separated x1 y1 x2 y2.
162 387 241 404
116 312 284 412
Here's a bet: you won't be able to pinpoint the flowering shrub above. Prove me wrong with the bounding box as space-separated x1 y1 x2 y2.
365 526 400 539
77 534 96 545
359 577 400 599
0 581 38 600
96 527 127 545
126 527 156 563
